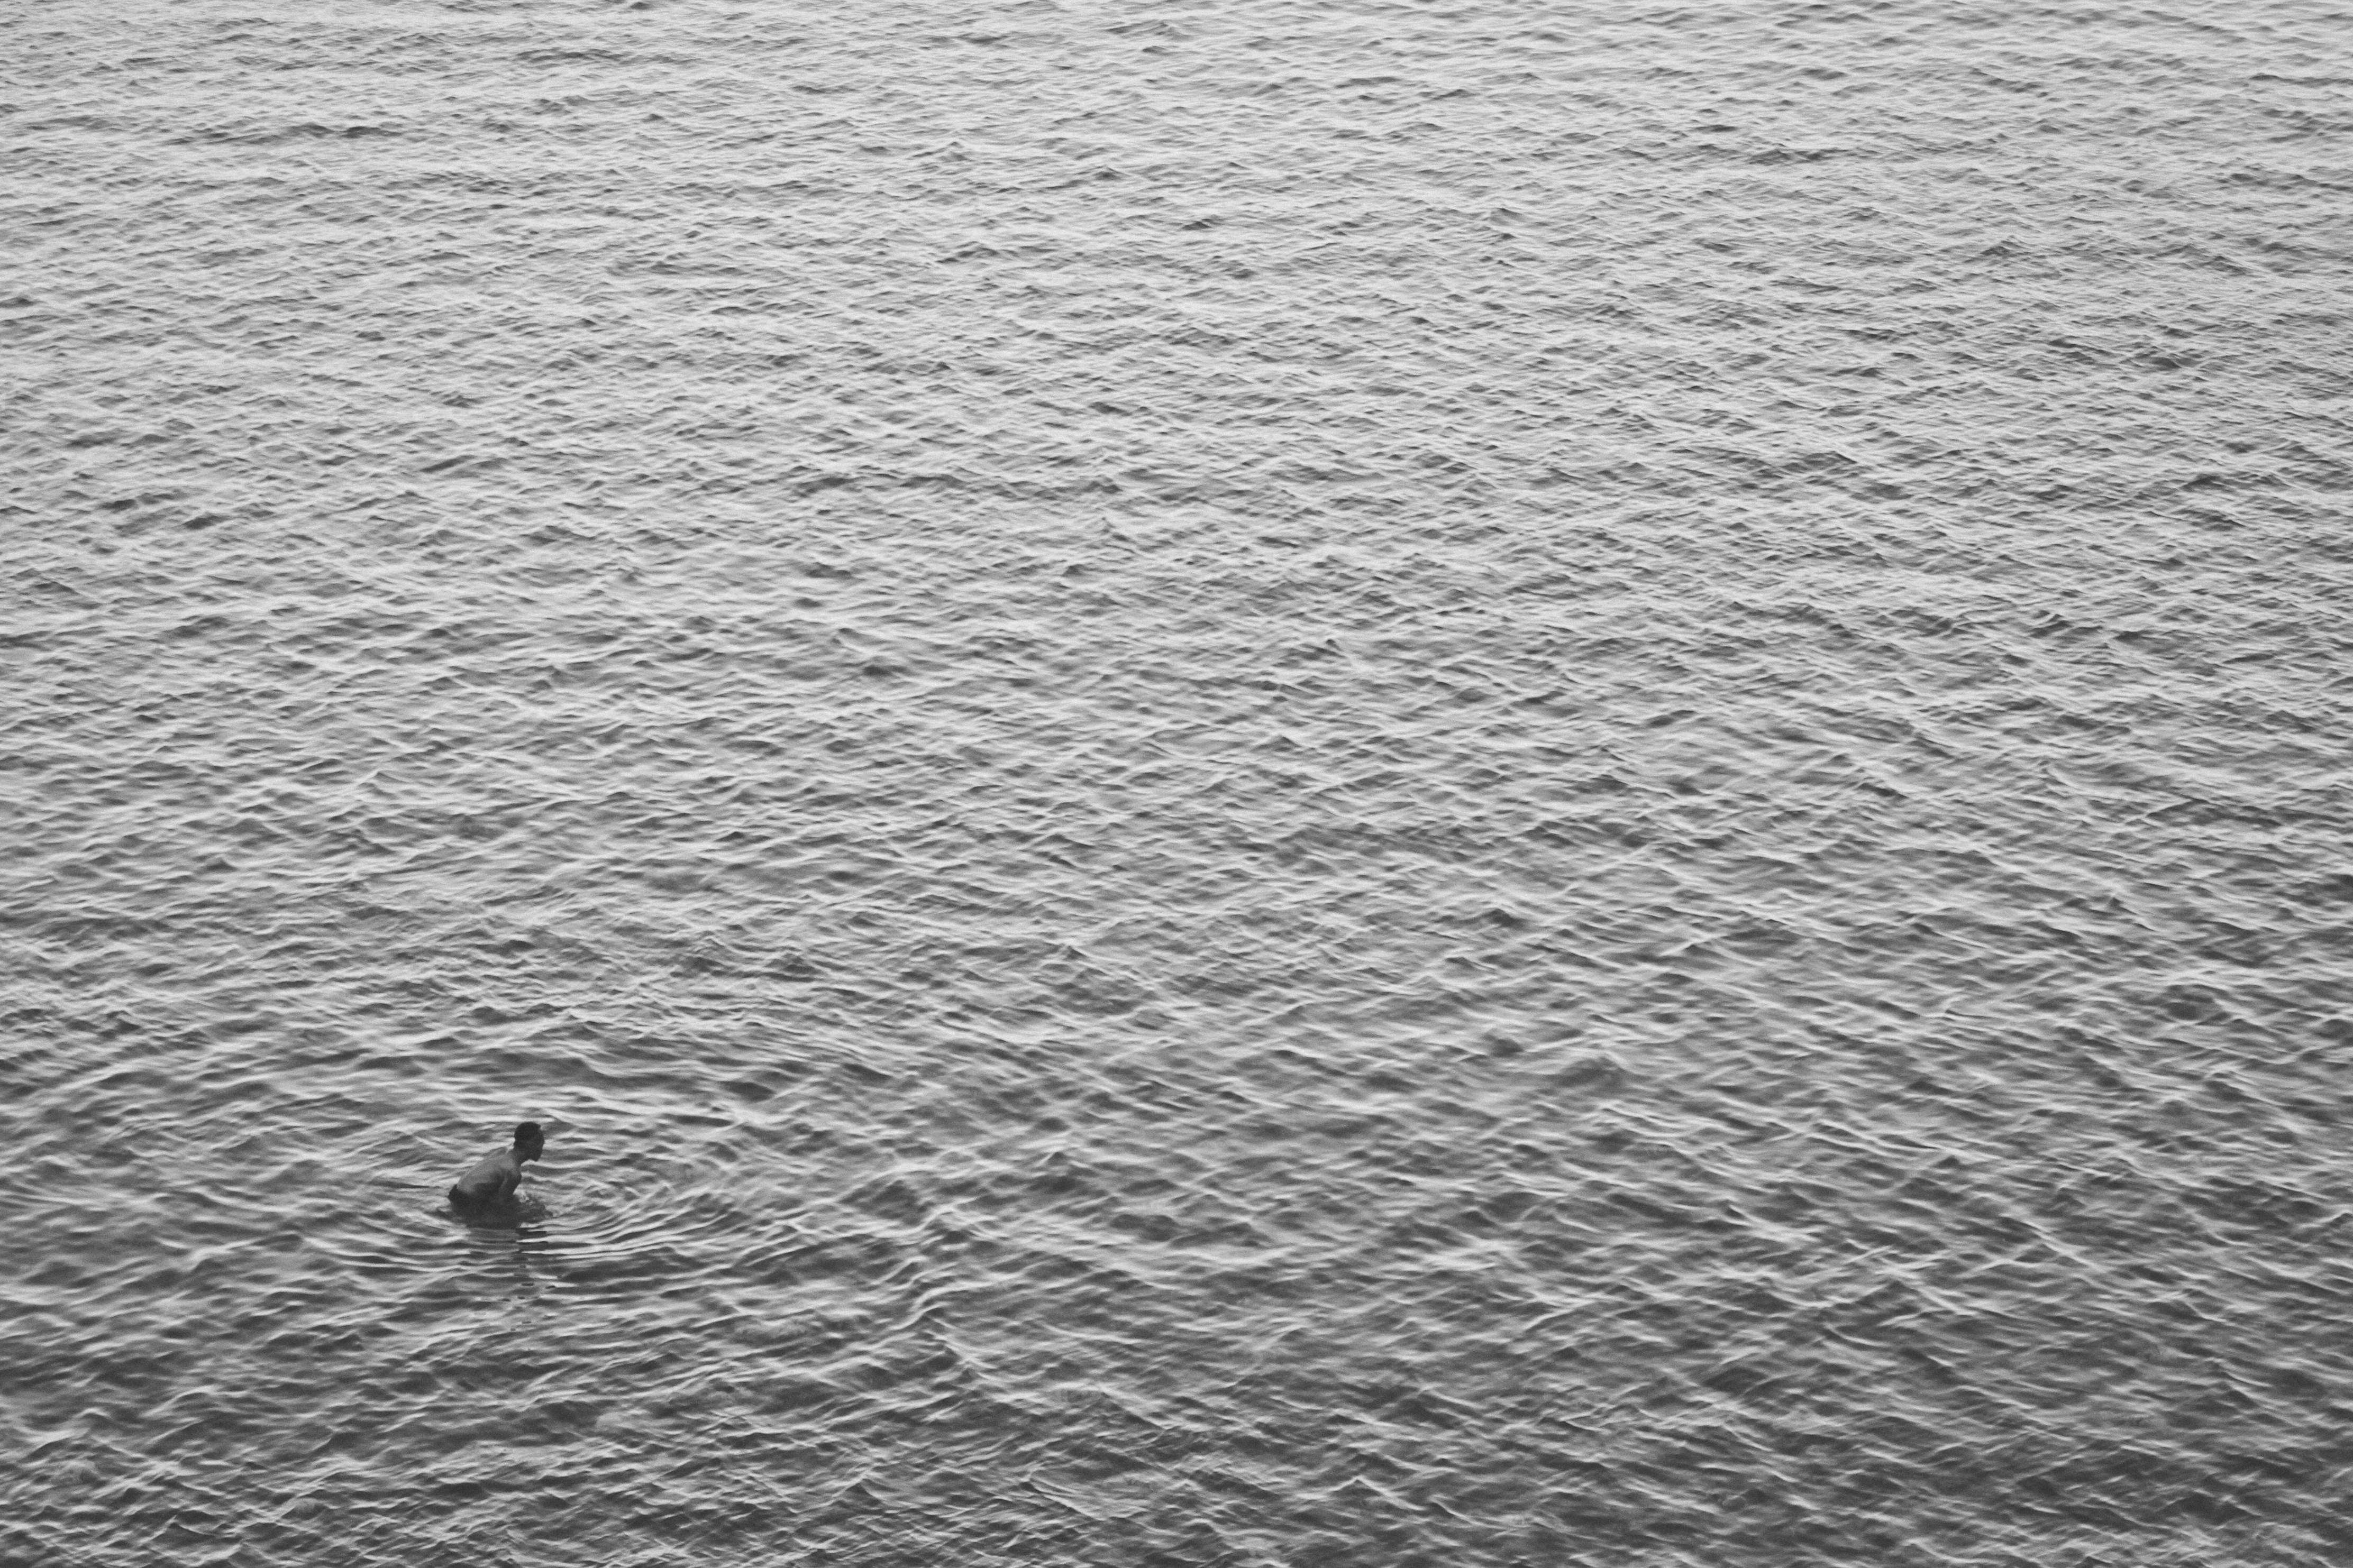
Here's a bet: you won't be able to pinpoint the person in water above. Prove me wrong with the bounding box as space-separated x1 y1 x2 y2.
450 1121 545 1210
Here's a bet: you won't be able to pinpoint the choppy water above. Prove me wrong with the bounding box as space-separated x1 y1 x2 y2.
6 0 2351 1563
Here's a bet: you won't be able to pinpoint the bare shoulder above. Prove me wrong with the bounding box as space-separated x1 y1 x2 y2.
454 1147 516 1193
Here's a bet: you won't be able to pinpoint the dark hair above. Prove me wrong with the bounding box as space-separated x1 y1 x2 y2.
515 1121 544 1145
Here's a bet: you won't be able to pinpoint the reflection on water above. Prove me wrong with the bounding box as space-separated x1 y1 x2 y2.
456 1223 546 1301
7 0 2352 1562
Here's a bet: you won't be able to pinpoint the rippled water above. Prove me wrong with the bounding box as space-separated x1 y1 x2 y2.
7 0 2352 1563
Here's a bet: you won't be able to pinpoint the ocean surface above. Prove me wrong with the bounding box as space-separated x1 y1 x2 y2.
5 0 2350 1563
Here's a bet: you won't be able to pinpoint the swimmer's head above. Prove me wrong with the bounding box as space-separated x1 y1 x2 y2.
515 1121 545 1158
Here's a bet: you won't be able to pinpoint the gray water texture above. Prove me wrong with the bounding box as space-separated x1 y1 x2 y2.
6 0 2351 1563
